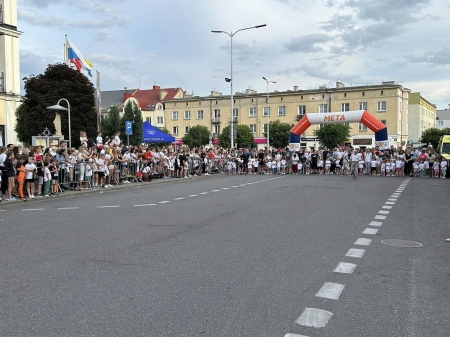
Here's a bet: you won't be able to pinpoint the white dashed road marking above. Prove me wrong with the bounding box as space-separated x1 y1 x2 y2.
386 202 395 205
388 198 397 201
222 188 229 190
334 262 357 274
158 201 171 204
363 228 379 235
316 282 346 300
378 210 390 214
174 197 185 200
345 248 365 258
134 204 156 207
375 215 387 220
22 208 44 211
382 205 393 209
57 207 79 210
199 192 209 195
369 221 383 227
354 238 372 246
211 190 220 192
188 194 198 197
97 206 120 208
390 195 399 198
296 308 333 328
285 334 309 337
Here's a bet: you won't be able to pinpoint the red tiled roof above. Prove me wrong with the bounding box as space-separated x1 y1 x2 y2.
130 86 183 110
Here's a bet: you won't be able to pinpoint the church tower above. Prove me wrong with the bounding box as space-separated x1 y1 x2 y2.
0 0 22 145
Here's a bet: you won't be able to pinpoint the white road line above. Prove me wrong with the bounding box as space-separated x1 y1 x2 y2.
211 190 220 192
246 182 254 185
369 221 383 227
346 248 365 258
354 238 372 246
390 195 399 198
386 202 395 205
97 206 119 208
174 197 185 200
22 208 44 211
363 228 379 235
375 215 387 220
238 184 246 186
222 188 230 190
334 262 357 274
382 205 393 209
230 186 238 188
158 201 170 204
188 194 198 197
199 192 209 195
57 207 79 210
134 204 156 207
388 198 397 201
285 334 309 337
295 308 333 328
393 193 401 195
316 282 346 300
379 210 390 214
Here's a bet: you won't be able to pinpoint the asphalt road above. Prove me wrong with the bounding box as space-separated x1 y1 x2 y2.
0 174 449 337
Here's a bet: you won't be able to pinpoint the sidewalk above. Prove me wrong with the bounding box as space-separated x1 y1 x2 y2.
0 175 218 208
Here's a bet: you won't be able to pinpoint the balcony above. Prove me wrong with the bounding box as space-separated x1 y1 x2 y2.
211 117 221 124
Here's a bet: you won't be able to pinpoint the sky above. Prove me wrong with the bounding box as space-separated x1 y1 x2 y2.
17 0 450 109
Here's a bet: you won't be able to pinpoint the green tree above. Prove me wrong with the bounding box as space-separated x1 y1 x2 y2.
420 127 450 148
17 63 96 148
219 125 254 149
182 125 210 148
264 120 294 149
313 124 351 149
131 102 143 146
101 105 121 139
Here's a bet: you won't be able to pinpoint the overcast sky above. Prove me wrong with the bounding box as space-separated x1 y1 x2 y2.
18 0 450 109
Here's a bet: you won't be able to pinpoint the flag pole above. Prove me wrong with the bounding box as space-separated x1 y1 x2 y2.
96 71 101 132
64 34 68 64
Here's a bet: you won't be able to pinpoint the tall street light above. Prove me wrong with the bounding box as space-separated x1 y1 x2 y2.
212 24 266 149
262 77 276 150
47 98 71 149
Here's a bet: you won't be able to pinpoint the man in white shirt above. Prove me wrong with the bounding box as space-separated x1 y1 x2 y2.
364 150 372 175
350 150 362 179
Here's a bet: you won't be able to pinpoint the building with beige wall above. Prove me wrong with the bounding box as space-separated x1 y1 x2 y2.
164 81 411 149
0 0 22 145
408 92 436 143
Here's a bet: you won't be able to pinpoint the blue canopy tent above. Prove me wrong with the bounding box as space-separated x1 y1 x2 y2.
142 121 175 143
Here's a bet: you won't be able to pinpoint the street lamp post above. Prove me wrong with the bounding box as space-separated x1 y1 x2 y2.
46 98 71 149
262 77 276 150
212 24 266 149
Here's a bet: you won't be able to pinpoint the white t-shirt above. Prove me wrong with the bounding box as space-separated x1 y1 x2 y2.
371 160 377 168
96 136 103 146
351 153 361 162
418 163 425 170
433 161 440 170
424 161 430 169
96 158 106 172
142 166 151 173
44 167 51 182
25 163 36 179
0 153 6 167
365 153 372 163
396 160 402 168
441 161 448 169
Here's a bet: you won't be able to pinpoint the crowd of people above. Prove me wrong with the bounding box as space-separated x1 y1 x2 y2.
0 130 448 202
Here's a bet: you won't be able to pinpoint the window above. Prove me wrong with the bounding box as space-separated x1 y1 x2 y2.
199 101 201 106
249 108 256 117
381 90 384 96
278 106 286 116
251 99 254 103
341 103 350 112
184 110 190 119
377 101 387 111
319 104 328 113
157 116 163 124
301 95 304 100
233 108 238 118
380 120 386 125
172 126 178 134
249 124 256 133
186 102 188 106
184 126 190 134
280 97 283 101
298 105 306 116
215 101 218 105
344 93 347 98
438 120 444 126
263 107 270 116
263 123 268 133
362 92 365 97
172 111 178 120
358 123 368 131
197 110 203 119
359 102 368 110
145 117 151 124
322 94 325 98
214 125 220 134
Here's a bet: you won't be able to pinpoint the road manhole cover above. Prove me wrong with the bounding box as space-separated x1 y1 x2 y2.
381 239 423 248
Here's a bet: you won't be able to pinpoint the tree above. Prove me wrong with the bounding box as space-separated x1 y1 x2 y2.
101 105 121 140
182 125 210 148
219 125 254 149
313 124 351 149
131 102 143 146
420 127 450 148
264 120 294 149
17 63 96 148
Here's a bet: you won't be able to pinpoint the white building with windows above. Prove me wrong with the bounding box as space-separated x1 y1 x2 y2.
407 92 436 143
0 0 22 145
436 109 450 130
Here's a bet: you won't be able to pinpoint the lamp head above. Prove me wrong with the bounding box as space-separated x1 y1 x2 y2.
46 104 68 111
254 24 267 28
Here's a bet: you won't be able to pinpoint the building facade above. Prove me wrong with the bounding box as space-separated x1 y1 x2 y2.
407 92 436 143
164 81 410 149
0 0 22 145
436 109 450 130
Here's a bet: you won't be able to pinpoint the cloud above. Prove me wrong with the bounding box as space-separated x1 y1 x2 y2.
405 45 450 65
284 33 332 53
219 41 266 61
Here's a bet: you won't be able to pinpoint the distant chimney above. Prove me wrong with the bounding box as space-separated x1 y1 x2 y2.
336 80 344 88
293 86 299 91
382 81 395 85
153 85 160 90
124 87 127 90
124 93 132 100
245 88 257 95
210 90 222 97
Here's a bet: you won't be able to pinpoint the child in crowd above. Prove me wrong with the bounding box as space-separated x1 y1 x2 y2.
25 156 36 198
423 159 430 178
433 160 440 178
253 158 258 174
385 160 391 177
43 161 51 197
281 157 287 174
227 159 233 175
247 160 253 175
334 160 340 175
36 157 44 197
317 158 323 174
325 158 331 174
380 160 386 177
395 158 403 177
271 159 277 174
418 160 425 177
412 160 418 177
96 132 103 150
80 131 88 146
15 156 26 201
358 160 364 175
276 159 281 174
49 158 59 195
231 159 237 175
441 159 447 178
370 158 377 176
85 161 93 187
